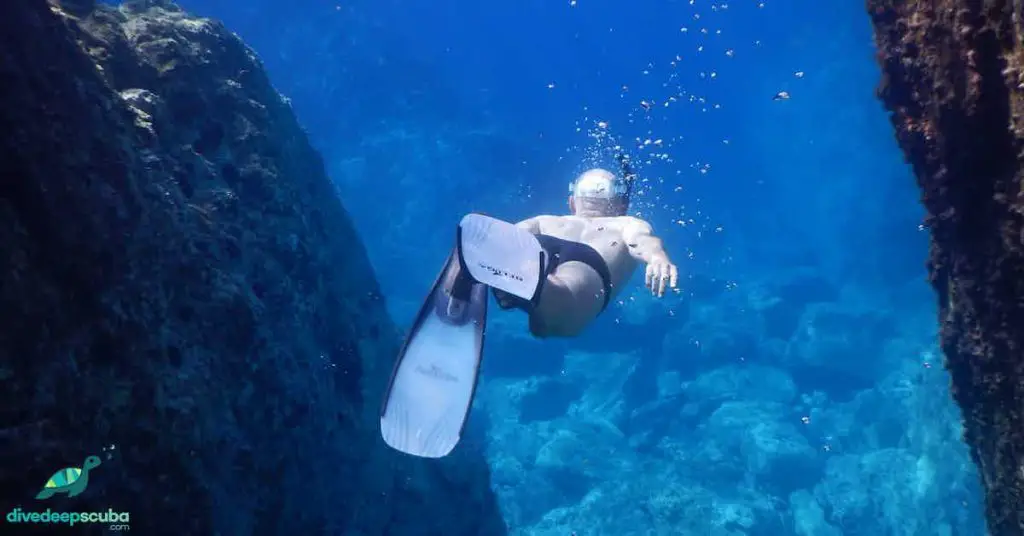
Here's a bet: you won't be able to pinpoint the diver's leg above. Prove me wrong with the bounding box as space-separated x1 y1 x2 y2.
530 262 607 338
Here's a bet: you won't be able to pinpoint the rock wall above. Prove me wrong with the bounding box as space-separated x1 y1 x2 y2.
867 1 1024 534
0 0 506 534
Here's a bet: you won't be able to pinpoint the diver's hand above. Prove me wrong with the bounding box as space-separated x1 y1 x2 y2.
645 255 678 297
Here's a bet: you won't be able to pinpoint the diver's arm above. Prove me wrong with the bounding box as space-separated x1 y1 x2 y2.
623 218 668 263
622 218 678 296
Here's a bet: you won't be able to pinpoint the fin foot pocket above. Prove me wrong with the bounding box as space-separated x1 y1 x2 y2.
492 287 535 312
434 251 482 325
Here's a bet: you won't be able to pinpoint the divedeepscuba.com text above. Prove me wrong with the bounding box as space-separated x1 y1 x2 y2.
7 507 131 529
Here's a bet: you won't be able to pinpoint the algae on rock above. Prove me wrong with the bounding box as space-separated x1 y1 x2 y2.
868 0 1024 533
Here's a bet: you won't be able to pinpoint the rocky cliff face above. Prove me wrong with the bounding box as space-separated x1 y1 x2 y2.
867 1 1024 534
0 0 506 534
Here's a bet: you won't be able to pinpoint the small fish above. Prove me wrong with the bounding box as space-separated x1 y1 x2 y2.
772 91 790 101
640 100 652 111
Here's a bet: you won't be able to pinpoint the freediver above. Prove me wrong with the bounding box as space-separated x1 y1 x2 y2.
492 164 679 338
381 156 678 458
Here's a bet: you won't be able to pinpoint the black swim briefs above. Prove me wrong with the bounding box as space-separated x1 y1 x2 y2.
534 234 614 311
490 234 614 313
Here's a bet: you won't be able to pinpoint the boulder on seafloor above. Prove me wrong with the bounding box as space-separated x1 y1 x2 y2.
0 2 505 534
813 450 924 534
685 365 798 407
659 298 761 378
522 473 782 536
789 489 841 536
782 301 897 396
694 401 822 495
752 271 839 341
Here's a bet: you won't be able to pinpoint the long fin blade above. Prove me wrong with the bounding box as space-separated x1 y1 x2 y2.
380 256 487 458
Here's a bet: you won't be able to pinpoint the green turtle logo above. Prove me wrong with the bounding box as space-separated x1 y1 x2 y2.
35 455 102 500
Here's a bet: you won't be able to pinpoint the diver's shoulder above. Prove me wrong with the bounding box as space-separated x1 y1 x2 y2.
536 214 589 224
610 215 649 227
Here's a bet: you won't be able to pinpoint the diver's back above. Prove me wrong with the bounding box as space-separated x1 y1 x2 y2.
536 215 638 294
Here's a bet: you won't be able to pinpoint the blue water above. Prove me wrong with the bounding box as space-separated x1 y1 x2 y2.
173 0 985 533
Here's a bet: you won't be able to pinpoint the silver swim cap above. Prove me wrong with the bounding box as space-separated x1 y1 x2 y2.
568 168 630 217
569 169 629 200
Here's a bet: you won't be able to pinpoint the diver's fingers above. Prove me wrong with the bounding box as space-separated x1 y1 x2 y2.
669 264 679 289
657 265 667 297
645 264 655 291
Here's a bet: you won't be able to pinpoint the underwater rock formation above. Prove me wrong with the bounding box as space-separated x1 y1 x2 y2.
868 1 1024 534
0 1 505 534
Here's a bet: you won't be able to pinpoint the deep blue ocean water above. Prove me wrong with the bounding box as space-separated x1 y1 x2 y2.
168 0 985 533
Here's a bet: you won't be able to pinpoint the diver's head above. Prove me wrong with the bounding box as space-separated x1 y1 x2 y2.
568 168 630 217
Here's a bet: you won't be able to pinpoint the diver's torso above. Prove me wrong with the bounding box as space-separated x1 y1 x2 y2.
532 215 638 298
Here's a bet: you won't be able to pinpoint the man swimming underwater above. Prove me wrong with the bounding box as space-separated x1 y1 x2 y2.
380 158 678 458
494 166 678 338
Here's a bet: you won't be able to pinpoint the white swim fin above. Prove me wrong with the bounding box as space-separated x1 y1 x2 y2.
457 213 546 302
379 251 486 458
380 213 545 458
